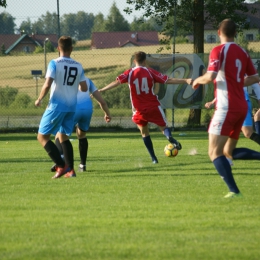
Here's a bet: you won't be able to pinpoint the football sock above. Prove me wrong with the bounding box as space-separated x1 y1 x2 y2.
142 135 157 161
163 127 177 144
232 147 260 160
255 121 260 134
61 140 74 169
55 137 63 155
79 137 88 165
213 156 240 193
44 140 65 168
249 132 260 145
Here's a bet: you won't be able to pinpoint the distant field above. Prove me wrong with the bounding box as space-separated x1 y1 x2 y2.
1 41 259 97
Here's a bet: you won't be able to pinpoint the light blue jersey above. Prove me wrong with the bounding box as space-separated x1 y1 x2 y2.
243 87 252 127
46 57 85 112
74 77 98 131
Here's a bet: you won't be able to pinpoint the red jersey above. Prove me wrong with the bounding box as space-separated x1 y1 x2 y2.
117 66 168 111
207 42 257 112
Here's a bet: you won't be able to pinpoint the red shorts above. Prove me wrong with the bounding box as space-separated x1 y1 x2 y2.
208 109 247 140
132 106 167 127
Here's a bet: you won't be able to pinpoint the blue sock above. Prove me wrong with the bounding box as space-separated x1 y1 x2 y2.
232 148 260 160
163 127 177 144
142 136 157 161
255 121 260 134
213 156 240 193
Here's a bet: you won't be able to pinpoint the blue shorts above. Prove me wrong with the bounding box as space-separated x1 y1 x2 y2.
38 110 75 136
242 99 253 127
74 109 93 132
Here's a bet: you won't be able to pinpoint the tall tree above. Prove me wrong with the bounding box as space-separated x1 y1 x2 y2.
0 0 7 7
105 2 130 31
0 12 15 34
124 0 257 125
19 18 32 34
75 11 95 40
130 16 157 31
92 13 106 32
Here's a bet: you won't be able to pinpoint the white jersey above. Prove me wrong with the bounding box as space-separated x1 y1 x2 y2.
76 77 98 111
46 56 85 112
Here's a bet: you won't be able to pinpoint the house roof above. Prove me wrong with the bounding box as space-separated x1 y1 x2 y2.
0 33 58 54
91 31 159 49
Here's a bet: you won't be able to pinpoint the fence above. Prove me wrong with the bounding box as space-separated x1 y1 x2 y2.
1 1 260 131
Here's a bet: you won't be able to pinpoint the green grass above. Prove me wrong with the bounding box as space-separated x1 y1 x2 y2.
0 131 260 260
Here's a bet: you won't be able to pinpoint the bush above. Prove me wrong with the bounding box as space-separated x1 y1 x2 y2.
10 93 32 109
0 86 18 107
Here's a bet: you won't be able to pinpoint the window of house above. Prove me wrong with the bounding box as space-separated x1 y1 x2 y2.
207 35 216 43
246 34 253 41
23 46 30 53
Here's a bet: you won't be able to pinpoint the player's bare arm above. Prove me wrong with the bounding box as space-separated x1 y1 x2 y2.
205 98 216 109
244 75 260 87
79 80 88 92
166 78 193 85
92 90 111 123
99 80 121 93
35 77 53 106
192 71 216 89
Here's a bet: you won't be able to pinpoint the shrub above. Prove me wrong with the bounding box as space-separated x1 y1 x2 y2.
0 86 18 107
10 93 32 109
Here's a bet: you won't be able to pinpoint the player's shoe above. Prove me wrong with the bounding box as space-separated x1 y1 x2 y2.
224 192 243 198
78 164 86 172
174 141 182 150
168 136 182 150
52 165 69 179
50 164 57 172
152 156 158 164
64 169 76 178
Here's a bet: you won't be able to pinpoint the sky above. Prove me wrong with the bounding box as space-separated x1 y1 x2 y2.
0 0 143 28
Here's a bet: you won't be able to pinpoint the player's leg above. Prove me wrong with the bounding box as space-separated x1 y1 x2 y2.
137 124 158 164
254 109 260 134
38 110 67 174
76 127 88 172
58 112 77 178
209 133 241 196
75 109 92 172
150 105 182 150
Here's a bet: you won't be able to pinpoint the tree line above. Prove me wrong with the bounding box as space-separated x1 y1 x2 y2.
0 2 164 40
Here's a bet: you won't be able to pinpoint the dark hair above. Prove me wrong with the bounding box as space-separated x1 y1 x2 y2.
58 36 73 52
218 19 237 38
134 51 146 63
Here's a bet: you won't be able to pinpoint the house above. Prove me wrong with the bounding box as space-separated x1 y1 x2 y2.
91 31 159 49
204 2 260 43
0 33 58 54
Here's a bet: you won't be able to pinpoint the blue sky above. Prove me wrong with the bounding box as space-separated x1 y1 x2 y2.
0 0 143 27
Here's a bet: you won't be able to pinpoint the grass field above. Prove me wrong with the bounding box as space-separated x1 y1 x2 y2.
1 131 260 260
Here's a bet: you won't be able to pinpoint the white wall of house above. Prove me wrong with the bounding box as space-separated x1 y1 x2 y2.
204 29 259 43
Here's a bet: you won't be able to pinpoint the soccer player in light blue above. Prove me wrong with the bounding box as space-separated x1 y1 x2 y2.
205 82 260 166
35 36 88 179
52 77 111 172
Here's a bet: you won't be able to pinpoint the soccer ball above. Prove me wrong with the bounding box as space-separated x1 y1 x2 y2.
164 143 178 157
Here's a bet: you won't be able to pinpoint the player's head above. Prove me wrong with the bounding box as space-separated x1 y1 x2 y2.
218 19 237 38
134 51 146 64
58 36 73 52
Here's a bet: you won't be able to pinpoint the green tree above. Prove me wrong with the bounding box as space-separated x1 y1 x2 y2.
130 17 156 31
75 11 95 39
31 12 58 34
0 12 15 34
92 13 106 32
1 43 5 55
105 2 130 31
61 13 77 38
0 0 7 7
124 0 257 125
19 18 32 34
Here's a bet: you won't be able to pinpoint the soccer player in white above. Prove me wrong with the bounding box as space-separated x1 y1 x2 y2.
35 36 88 178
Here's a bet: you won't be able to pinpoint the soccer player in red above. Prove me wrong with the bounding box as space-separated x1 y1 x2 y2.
192 19 260 198
99 51 193 163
